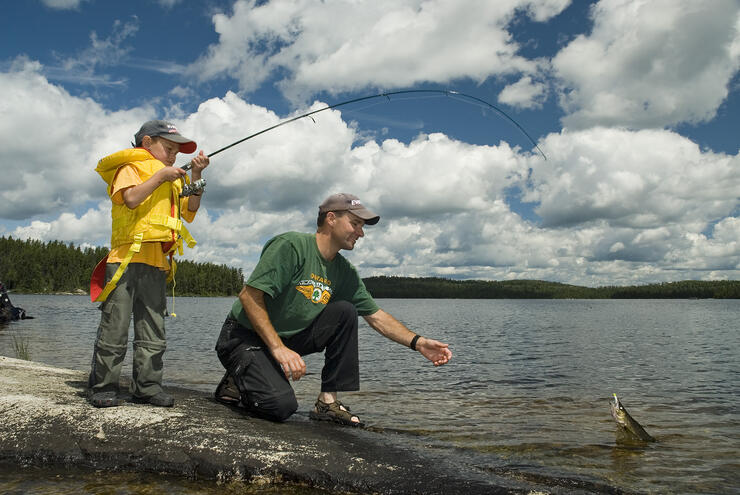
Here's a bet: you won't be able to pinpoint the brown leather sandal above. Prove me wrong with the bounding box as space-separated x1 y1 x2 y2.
309 399 364 427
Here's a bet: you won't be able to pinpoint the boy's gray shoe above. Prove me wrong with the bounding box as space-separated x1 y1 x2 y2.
133 391 174 407
90 391 122 408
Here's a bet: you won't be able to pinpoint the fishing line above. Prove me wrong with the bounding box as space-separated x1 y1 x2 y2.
183 89 547 171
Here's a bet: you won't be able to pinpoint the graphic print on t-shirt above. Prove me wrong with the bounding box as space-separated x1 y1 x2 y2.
296 273 332 304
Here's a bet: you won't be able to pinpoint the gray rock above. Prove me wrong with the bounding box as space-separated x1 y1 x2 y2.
0 356 560 494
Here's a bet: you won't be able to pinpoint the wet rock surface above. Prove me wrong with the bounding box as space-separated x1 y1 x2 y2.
0 356 544 494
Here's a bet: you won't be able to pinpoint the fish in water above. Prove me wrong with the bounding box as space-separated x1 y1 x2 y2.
610 393 656 443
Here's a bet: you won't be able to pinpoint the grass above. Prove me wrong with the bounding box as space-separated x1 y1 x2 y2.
12 333 31 361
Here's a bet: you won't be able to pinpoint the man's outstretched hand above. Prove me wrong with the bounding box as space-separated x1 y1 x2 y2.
418 337 452 366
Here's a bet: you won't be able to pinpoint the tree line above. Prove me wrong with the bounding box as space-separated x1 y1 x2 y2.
362 276 740 299
2 236 737 298
0 236 243 297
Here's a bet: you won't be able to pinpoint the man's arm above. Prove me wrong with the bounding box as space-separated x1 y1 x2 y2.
239 285 307 381
363 309 452 367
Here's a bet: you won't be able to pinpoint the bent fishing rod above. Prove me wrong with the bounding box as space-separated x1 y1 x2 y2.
180 89 546 196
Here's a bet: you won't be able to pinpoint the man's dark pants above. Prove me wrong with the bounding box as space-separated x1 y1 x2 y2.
215 301 359 422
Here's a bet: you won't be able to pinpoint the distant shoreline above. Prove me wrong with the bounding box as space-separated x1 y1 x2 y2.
8 277 739 299
361 276 740 299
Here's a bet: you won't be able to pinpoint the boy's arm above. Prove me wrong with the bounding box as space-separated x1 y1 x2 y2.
122 166 186 209
186 151 210 212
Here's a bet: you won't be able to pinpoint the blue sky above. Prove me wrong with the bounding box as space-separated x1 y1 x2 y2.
1 0 738 287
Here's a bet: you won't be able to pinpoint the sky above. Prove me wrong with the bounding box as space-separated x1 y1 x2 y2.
0 0 738 287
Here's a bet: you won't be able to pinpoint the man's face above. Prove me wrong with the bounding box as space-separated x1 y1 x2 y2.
146 137 180 166
331 211 366 250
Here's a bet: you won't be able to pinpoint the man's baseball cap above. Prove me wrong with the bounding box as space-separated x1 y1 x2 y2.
134 120 197 154
319 193 380 225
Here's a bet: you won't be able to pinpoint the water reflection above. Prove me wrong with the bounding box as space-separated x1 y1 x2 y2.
0 464 330 495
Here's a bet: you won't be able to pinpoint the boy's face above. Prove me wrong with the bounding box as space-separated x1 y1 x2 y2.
145 137 179 166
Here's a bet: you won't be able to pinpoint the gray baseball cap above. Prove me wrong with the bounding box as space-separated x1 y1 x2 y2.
319 193 380 225
134 120 197 154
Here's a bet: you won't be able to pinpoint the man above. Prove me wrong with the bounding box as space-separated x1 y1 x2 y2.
214 193 452 425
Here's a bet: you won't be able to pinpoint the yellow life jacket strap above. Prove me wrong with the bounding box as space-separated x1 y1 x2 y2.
179 224 197 250
111 214 197 252
94 233 144 302
111 214 181 238
149 213 182 232
169 259 178 317
149 214 197 254
167 257 177 283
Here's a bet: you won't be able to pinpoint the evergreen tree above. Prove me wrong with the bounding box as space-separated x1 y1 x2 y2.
1 236 737 298
0 236 243 297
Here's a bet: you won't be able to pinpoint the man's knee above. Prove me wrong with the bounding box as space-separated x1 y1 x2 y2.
329 300 358 320
319 300 358 336
227 346 299 422
246 390 298 422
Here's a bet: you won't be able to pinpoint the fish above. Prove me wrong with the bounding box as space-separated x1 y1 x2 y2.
610 393 656 443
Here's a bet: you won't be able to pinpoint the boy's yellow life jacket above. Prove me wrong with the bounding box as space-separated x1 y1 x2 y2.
91 148 196 302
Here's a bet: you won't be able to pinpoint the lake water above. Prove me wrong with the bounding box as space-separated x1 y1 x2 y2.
1 294 738 494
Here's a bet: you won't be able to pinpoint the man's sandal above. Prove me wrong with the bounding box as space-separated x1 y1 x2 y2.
309 399 364 427
214 372 241 407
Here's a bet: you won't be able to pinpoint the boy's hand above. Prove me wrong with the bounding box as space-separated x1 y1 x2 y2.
159 166 187 183
190 151 210 179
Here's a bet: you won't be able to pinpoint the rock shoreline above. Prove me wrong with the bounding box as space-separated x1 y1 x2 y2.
1 356 550 494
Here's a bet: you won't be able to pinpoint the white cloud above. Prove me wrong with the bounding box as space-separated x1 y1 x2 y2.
553 0 740 129
192 0 568 101
177 92 359 215
358 133 525 219
498 75 548 109
169 85 195 99
43 17 139 88
40 0 87 9
158 0 183 8
2 56 738 287
526 127 740 230
0 58 153 219
11 205 109 247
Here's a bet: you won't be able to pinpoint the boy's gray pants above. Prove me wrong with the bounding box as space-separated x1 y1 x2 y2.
89 262 167 399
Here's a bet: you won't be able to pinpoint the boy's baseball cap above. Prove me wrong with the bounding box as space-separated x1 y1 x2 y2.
134 120 197 154
319 193 380 225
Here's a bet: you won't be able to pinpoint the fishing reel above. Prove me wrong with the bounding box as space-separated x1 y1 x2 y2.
181 178 206 197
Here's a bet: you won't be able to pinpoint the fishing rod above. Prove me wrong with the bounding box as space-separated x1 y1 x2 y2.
180 89 546 196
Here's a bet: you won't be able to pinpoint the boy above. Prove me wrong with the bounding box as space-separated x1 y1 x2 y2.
89 120 209 408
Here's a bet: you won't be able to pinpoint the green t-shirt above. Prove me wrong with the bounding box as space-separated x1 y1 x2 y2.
230 232 379 338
